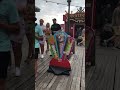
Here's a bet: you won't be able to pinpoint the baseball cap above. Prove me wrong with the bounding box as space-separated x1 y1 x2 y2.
52 18 56 21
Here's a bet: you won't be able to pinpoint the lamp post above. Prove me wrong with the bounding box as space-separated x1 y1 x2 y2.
67 0 71 35
35 6 40 12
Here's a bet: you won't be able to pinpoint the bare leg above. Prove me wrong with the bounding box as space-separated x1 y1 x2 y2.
40 43 44 55
12 42 22 68
47 42 49 51
25 33 34 63
26 33 34 57
46 40 49 53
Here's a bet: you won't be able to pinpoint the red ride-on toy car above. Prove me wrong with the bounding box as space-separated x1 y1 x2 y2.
47 31 74 75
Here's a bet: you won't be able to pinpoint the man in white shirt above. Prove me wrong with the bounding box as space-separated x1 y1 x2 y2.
39 19 46 58
39 19 46 31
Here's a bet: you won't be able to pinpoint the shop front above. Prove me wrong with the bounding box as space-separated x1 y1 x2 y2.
63 11 85 38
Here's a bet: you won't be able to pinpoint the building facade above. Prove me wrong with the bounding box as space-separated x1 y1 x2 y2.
63 10 85 38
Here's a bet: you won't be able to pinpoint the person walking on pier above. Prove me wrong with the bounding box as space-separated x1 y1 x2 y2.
0 0 20 89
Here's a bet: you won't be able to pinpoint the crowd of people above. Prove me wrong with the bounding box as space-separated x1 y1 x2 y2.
35 18 62 60
0 0 62 89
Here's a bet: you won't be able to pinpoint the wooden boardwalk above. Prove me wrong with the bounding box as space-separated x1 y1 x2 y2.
35 46 85 90
86 45 120 90
7 36 85 90
6 36 35 90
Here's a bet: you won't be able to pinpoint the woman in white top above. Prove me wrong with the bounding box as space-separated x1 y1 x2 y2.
39 19 46 58
44 23 52 53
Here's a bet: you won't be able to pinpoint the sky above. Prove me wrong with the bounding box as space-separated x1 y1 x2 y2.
35 0 85 25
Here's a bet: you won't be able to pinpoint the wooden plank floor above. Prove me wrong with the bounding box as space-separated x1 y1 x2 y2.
6 36 35 90
86 46 120 90
7 36 85 90
35 46 85 90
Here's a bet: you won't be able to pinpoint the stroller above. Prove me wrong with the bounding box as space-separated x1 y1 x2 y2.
100 24 114 47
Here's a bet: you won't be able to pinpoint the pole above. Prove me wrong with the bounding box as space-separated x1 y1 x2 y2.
91 0 95 66
67 0 71 35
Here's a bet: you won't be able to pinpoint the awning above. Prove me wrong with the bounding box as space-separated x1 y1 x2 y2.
35 6 40 12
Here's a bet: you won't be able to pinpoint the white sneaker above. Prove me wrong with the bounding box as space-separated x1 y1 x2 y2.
15 67 21 77
41 54 44 59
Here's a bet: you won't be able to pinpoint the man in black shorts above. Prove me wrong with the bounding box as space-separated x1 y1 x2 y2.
0 0 19 89
51 18 61 35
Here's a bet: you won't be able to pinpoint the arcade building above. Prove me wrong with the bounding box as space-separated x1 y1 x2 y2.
63 10 85 38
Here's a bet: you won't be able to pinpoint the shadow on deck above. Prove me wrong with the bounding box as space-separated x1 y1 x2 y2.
6 36 35 90
86 46 120 90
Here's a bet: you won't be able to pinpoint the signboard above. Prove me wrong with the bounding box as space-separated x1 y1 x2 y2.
63 12 85 23
69 13 85 20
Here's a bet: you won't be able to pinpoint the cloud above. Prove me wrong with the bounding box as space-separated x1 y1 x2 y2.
35 0 85 25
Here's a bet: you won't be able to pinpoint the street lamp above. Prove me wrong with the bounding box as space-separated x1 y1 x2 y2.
35 6 40 12
67 0 71 35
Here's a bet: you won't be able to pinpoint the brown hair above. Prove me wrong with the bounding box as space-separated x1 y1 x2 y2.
40 19 44 23
46 23 50 28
